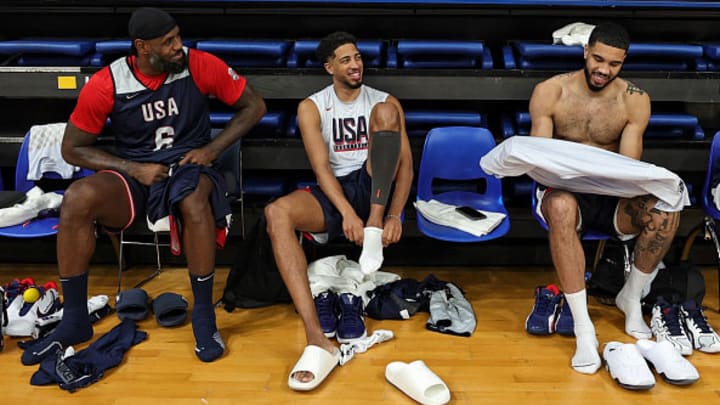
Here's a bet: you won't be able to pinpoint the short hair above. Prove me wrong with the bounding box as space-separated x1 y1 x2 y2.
316 31 357 64
588 23 630 51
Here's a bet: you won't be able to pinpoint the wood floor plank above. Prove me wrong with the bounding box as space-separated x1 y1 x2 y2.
0 264 718 403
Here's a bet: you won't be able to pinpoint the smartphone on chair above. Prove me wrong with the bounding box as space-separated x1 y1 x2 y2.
455 206 487 220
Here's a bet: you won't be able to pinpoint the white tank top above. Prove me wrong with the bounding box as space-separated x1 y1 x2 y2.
308 84 389 176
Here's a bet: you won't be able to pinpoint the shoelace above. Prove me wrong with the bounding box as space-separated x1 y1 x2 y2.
685 306 712 333
340 298 364 328
661 305 685 336
535 290 557 315
315 294 336 320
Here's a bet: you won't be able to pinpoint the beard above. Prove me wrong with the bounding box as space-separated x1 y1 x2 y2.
583 66 616 92
149 50 187 74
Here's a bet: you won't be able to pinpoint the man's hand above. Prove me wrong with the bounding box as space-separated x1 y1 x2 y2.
342 212 365 246
179 146 217 167
382 215 403 246
130 162 169 186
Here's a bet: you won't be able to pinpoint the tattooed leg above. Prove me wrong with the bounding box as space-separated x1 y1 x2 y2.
615 195 681 339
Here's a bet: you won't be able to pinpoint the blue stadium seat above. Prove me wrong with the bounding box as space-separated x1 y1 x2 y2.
404 110 486 138
502 111 704 140
504 41 704 71
702 44 720 71
0 126 93 238
90 39 197 67
388 40 492 69
415 126 510 242
287 39 385 68
0 39 96 66
243 175 288 198
196 40 290 67
210 111 288 139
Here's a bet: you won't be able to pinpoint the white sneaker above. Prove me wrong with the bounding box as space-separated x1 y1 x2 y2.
650 297 692 356
680 300 720 354
4 287 61 337
636 339 699 385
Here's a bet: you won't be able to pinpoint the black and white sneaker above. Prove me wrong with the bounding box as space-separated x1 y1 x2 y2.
680 300 720 354
650 297 692 356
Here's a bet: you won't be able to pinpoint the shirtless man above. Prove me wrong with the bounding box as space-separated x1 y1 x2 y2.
529 22 680 374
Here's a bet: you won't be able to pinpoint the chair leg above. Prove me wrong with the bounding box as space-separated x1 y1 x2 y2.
699 217 720 313
592 239 606 272
680 221 705 261
132 232 163 290
116 231 126 300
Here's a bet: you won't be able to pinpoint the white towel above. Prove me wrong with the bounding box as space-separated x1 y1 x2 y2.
27 122 79 181
552 22 596 46
0 186 63 228
307 255 400 306
479 136 690 212
413 199 506 237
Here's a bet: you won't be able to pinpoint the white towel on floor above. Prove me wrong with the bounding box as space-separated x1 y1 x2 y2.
307 255 400 305
479 136 690 212
27 122 79 181
413 199 506 237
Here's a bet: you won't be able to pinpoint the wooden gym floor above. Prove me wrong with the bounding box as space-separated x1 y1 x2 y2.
0 263 718 404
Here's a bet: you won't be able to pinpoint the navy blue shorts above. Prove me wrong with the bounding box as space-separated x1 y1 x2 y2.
536 184 620 237
308 162 393 242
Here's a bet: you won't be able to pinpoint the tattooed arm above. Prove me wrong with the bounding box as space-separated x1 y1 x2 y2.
618 81 651 160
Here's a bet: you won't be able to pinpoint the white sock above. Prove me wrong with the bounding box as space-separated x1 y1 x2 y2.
359 227 384 275
564 290 601 374
615 264 652 339
339 329 394 365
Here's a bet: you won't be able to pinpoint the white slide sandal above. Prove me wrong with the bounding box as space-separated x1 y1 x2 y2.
288 345 340 391
602 341 655 390
385 360 450 405
636 339 699 385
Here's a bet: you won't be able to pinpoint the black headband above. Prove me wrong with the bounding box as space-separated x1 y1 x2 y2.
128 7 177 40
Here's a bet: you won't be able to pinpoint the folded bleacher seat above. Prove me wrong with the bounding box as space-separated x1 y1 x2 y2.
502 111 704 140
503 41 704 71
196 40 290 67
404 110 487 138
0 39 96 66
90 39 197 67
243 175 288 198
702 44 720 71
210 111 288 139
287 39 385 68
388 40 492 69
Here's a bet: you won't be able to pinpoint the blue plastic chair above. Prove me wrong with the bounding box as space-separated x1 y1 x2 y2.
0 128 93 238
415 126 510 242
681 131 720 310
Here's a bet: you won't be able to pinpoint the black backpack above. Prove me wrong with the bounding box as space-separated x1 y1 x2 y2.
221 214 291 311
586 239 631 305
643 261 706 307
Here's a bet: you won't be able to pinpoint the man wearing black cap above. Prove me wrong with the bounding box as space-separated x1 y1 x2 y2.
21 7 266 365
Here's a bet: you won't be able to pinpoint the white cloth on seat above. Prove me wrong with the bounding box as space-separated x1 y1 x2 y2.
552 22 596 46
0 186 63 227
307 255 400 306
479 136 690 212
27 123 79 181
413 199 506 237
